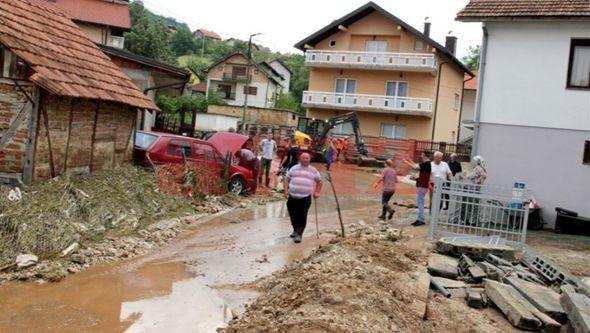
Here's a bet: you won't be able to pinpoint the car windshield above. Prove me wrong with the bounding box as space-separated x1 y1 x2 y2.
135 132 158 149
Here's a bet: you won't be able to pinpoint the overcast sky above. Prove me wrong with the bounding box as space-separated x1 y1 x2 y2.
142 0 482 59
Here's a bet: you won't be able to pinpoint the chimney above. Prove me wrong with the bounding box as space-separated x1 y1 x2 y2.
445 36 457 55
423 22 431 37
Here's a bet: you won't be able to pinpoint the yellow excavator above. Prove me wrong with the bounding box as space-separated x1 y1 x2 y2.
294 112 376 166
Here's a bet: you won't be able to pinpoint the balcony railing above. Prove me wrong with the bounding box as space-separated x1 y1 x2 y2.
305 50 437 73
302 91 432 116
222 72 252 83
109 36 125 49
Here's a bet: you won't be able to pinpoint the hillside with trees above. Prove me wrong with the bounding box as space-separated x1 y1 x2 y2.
124 0 308 113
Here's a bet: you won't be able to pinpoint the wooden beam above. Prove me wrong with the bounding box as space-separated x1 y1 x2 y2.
0 100 32 150
338 24 348 32
89 101 100 172
63 98 75 173
40 104 55 178
304 44 314 50
22 88 40 185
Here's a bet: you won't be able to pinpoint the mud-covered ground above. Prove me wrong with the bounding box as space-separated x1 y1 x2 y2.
220 220 505 333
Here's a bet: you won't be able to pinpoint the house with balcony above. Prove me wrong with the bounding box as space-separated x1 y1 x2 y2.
205 52 282 108
295 2 473 142
45 0 130 49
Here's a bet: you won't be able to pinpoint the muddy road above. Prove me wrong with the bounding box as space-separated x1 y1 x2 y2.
0 166 398 333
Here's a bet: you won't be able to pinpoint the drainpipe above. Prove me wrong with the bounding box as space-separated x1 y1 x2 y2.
471 23 488 159
457 74 476 143
430 60 450 143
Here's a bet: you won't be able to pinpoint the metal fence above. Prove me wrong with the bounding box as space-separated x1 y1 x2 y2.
429 178 531 245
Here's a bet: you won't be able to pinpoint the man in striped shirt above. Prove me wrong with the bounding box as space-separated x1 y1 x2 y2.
284 153 322 243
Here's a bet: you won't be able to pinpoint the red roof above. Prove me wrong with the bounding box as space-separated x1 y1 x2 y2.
48 0 131 29
464 70 478 90
196 29 221 40
457 0 590 20
193 82 207 93
0 0 157 110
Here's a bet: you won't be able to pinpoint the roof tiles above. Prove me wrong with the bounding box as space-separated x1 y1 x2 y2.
457 0 590 20
0 0 157 110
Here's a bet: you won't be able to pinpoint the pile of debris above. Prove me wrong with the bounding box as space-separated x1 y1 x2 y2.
0 166 283 284
428 238 590 332
221 222 506 333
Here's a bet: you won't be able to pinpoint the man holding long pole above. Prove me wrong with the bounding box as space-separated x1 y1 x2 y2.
284 153 322 244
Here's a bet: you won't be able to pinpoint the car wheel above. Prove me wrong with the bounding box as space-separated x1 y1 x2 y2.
228 177 245 195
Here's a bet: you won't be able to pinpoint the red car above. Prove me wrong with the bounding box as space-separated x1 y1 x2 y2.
133 131 256 194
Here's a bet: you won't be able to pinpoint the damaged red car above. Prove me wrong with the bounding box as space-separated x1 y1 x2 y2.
133 131 257 194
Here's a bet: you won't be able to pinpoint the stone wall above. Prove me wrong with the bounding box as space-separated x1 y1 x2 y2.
207 104 299 128
0 82 34 175
34 96 136 180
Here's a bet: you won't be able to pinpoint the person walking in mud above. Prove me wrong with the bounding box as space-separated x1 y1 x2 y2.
373 158 397 220
284 152 322 243
258 132 277 187
325 138 338 171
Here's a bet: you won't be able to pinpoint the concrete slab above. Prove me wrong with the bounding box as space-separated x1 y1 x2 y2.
485 279 541 331
428 254 459 279
509 285 562 333
432 276 467 289
561 290 590 333
436 239 519 261
478 261 504 281
505 276 565 323
487 254 513 267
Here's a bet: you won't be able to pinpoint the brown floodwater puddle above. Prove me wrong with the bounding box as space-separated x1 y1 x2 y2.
0 187 383 333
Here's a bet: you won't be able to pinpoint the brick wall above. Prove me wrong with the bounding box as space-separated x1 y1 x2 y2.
0 82 34 175
34 95 136 180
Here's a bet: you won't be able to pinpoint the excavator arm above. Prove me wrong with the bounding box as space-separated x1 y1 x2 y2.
316 112 369 157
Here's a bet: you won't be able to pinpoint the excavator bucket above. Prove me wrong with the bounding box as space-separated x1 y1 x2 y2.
357 156 378 167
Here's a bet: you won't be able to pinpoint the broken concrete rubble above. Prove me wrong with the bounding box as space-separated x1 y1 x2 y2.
477 261 504 281
459 254 487 281
487 254 513 267
561 289 590 333
466 287 487 309
435 238 519 261
485 279 542 330
505 276 566 323
427 253 459 279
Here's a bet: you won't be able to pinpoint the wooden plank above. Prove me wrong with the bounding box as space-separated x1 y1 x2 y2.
0 99 32 150
40 105 55 178
63 99 74 173
22 88 39 185
88 101 100 172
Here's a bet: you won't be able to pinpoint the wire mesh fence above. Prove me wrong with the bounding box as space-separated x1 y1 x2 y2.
0 167 197 268
429 178 531 245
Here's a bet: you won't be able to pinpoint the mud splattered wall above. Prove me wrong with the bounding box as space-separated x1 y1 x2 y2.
34 96 137 181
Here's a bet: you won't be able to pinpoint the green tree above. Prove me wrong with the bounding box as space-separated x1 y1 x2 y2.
277 54 308 106
170 28 195 57
274 93 301 113
125 1 174 64
184 56 212 82
462 45 480 70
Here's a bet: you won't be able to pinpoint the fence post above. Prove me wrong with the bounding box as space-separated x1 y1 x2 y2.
428 178 443 239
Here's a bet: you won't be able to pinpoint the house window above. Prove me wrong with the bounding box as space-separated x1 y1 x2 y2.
329 40 336 48
217 84 233 99
244 86 257 95
380 124 406 139
232 66 247 78
335 78 356 94
385 81 408 97
453 93 460 110
567 39 590 89
415 41 423 51
366 40 387 52
584 140 590 165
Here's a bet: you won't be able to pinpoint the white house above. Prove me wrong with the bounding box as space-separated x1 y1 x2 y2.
265 58 292 94
457 0 590 228
205 52 282 108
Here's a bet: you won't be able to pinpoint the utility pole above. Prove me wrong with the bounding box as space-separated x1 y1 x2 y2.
241 32 262 134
